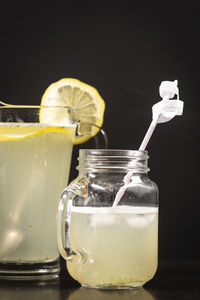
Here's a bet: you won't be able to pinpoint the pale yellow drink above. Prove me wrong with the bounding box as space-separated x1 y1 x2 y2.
67 206 158 288
0 124 75 262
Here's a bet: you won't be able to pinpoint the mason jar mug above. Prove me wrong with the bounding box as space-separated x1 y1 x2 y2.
57 149 159 289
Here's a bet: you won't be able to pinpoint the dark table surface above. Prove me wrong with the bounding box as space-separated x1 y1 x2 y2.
0 259 199 300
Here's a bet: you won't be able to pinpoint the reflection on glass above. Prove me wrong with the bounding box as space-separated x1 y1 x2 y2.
0 281 61 300
68 287 156 300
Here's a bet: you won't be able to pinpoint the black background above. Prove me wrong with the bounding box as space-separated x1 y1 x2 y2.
0 1 199 263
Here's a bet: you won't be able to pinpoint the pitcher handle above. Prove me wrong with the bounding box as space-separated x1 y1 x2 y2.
77 122 108 149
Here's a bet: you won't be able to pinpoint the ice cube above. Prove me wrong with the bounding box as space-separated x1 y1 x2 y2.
127 215 149 228
146 214 156 223
90 214 116 227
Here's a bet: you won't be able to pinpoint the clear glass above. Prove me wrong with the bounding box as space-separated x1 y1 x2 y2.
58 149 159 289
0 105 77 280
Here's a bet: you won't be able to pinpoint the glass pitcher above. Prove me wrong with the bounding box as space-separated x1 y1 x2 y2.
0 105 77 280
58 149 159 289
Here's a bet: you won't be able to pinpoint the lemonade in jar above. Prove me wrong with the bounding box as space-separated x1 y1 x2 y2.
58 149 159 288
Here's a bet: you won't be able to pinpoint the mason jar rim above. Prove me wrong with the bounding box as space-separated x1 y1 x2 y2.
78 149 148 157
77 149 150 173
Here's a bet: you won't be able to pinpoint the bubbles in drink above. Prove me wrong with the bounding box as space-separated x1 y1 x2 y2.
67 205 158 287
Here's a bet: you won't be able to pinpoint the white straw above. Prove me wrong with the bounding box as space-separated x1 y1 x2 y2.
139 118 158 151
112 80 184 207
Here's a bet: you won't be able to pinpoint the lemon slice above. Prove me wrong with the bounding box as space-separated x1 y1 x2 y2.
40 78 105 144
0 125 73 141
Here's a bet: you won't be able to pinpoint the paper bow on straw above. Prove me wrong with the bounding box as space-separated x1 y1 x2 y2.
139 80 184 150
152 80 184 125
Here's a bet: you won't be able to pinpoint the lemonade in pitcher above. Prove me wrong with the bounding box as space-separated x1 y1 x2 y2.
0 79 105 279
0 123 75 262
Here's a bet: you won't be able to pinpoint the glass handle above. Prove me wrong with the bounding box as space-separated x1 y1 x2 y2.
57 186 82 262
93 125 108 149
77 123 108 149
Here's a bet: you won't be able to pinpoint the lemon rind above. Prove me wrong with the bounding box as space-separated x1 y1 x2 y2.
40 78 105 145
